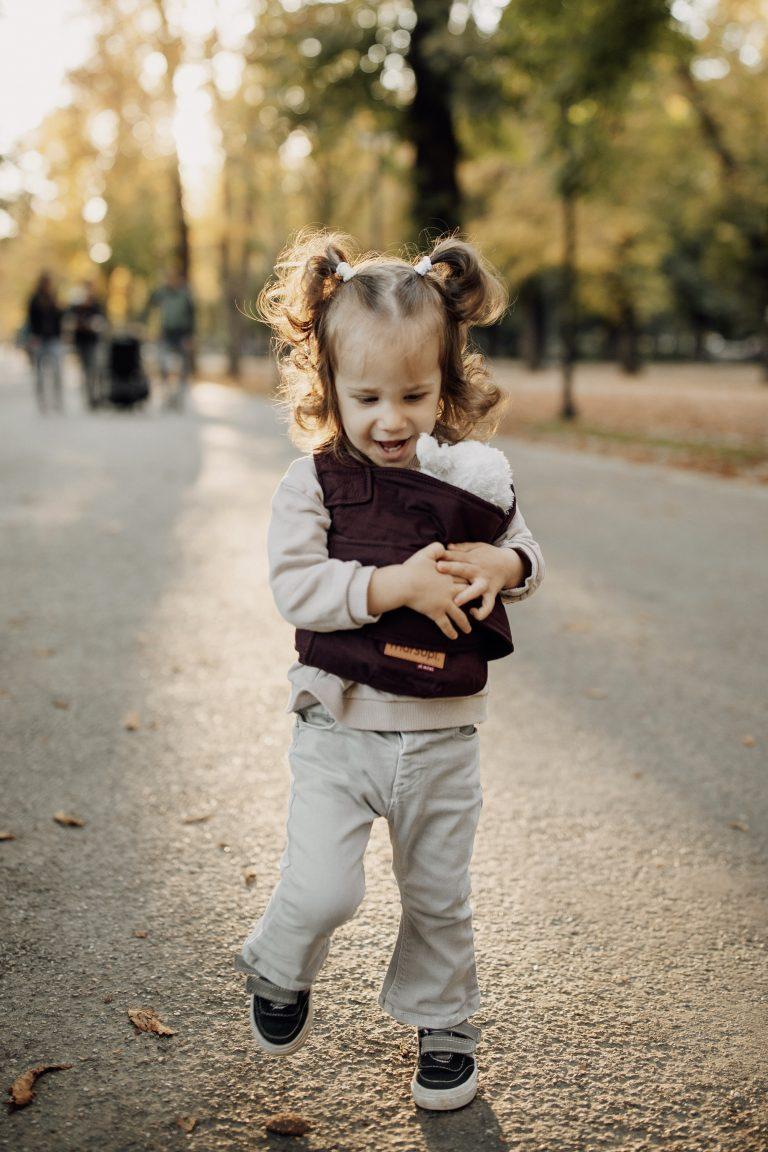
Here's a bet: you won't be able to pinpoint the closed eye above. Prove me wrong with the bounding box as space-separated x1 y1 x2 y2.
353 393 429 405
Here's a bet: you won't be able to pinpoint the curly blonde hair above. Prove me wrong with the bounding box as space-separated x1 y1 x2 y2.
257 228 508 454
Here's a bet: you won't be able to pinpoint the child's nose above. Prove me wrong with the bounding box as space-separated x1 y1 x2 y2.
379 403 407 432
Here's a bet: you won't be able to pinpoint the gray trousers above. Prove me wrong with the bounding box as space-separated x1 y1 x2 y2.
240 703 483 1030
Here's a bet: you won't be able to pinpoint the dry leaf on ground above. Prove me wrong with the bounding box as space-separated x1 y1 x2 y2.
182 813 213 825
122 711 141 731
8 1063 73 1110
728 820 749 833
176 1115 198 1134
53 812 86 828
127 1007 176 1036
133 930 149 939
52 698 70 710
265 1113 312 1136
585 688 607 699
742 735 756 747
0 830 16 841
242 868 257 887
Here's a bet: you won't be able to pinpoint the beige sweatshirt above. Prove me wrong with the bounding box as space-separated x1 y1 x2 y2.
269 454 545 731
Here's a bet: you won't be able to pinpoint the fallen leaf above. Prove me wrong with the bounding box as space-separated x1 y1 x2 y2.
53 812 86 828
631 771 643 779
52 698 70 710
242 868 257 887
728 820 749 833
35 647 56 658
127 1007 175 1037
177 1116 198 1134
122 711 141 731
265 1113 312 1137
133 930 149 939
103 995 114 1004
0 830 16 841
181 813 213 825
8 1063 73 1111
585 688 607 699
742 735 756 748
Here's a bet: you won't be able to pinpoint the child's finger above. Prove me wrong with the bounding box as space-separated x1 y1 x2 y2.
437 560 474 578
447 602 472 634
471 591 496 620
453 578 487 606
435 613 458 640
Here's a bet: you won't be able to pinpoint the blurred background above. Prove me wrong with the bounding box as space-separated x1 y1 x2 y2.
1 0 767 474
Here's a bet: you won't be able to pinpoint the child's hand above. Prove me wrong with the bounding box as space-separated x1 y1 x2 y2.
401 542 473 640
436 543 525 622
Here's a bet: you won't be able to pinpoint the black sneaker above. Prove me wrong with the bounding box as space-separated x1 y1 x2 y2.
411 1025 479 1111
238 963 313 1056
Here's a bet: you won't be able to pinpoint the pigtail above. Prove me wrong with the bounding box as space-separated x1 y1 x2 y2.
256 229 359 450
425 237 508 327
408 236 507 443
257 228 354 345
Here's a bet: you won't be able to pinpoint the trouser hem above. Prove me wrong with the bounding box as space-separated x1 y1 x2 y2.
239 949 312 993
378 992 481 1031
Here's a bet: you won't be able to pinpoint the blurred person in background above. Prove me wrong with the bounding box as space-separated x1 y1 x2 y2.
68 280 107 409
26 272 64 413
144 268 196 410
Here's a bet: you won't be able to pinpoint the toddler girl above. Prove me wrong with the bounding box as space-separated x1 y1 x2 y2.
236 230 544 1111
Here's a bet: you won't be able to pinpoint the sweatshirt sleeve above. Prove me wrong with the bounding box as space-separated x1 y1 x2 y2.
494 495 545 604
267 457 383 632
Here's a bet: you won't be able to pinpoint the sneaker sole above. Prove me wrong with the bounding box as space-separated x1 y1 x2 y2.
410 1065 478 1111
249 990 313 1057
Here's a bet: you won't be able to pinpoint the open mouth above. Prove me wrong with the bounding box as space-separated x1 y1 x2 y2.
375 437 410 456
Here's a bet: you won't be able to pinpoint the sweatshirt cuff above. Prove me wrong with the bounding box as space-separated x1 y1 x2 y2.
349 565 382 626
500 547 540 603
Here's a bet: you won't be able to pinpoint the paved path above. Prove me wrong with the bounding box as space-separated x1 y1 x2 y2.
1 352 766 1151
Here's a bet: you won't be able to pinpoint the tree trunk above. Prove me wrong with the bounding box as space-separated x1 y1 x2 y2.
219 158 240 379
617 299 641 375
171 162 190 281
560 186 578 420
519 276 547 371
406 0 461 235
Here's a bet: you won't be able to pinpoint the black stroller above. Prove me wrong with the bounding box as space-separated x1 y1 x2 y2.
105 333 150 408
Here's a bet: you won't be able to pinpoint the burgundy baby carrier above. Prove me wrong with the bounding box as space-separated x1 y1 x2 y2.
294 447 516 697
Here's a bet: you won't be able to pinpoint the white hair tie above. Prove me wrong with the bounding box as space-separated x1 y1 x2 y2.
335 261 356 282
413 255 433 276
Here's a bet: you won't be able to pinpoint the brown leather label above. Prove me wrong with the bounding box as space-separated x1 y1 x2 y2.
383 643 446 670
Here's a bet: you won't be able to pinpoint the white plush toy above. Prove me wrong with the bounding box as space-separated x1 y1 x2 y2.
415 433 514 512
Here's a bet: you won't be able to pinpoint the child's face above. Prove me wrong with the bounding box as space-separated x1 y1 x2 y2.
334 311 442 467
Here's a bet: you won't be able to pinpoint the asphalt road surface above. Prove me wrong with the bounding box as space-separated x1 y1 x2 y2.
2 352 766 1151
